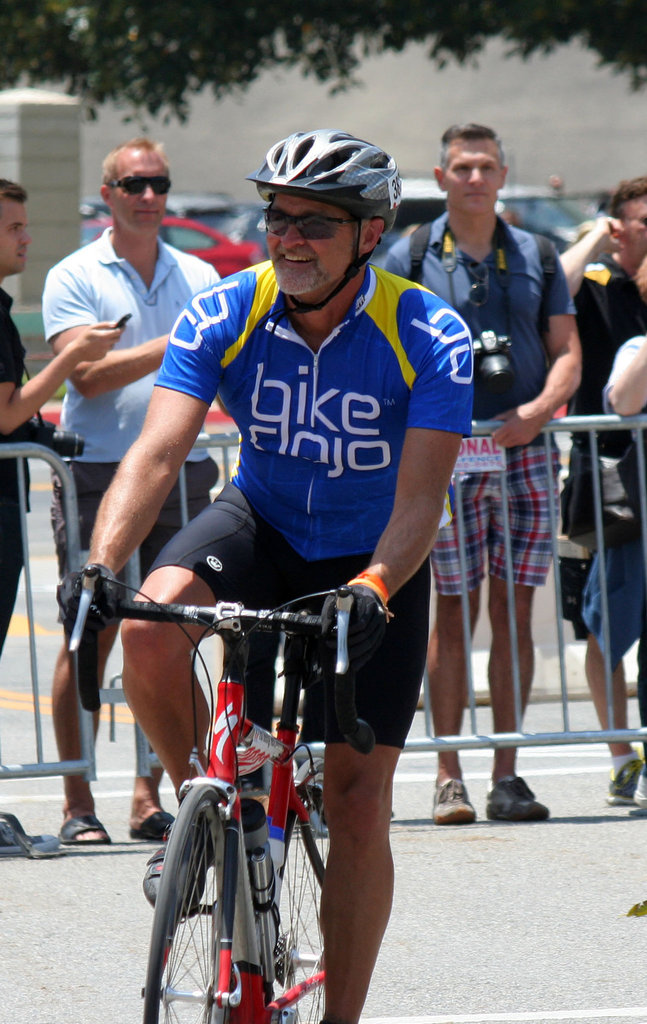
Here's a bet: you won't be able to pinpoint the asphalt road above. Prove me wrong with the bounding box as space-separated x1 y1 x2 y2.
3 728 647 1024
2 461 647 1024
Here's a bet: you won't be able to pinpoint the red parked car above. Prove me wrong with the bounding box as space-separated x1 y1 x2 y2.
81 215 266 277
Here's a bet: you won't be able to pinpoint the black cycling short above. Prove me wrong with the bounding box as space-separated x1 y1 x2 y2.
150 482 430 748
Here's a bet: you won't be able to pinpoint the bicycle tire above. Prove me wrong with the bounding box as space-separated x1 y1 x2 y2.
142 784 229 1024
273 758 328 1023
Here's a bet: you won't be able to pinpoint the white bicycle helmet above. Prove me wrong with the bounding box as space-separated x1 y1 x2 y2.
247 129 401 230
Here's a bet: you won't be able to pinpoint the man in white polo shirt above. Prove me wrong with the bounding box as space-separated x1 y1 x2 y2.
43 137 219 846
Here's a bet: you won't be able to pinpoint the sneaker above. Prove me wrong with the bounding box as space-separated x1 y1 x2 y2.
143 844 167 907
607 757 643 806
486 776 549 822
142 822 173 907
143 820 214 912
433 779 476 825
633 768 647 809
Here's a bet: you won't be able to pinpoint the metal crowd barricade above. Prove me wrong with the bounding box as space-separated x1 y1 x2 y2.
0 428 240 783
0 441 88 780
3 417 647 781
407 412 647 756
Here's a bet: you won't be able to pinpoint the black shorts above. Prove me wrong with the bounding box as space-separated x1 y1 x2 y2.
51 458 219 579
151 482 430 748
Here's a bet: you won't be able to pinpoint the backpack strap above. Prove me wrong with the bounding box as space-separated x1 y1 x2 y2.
407 222 557 335
534 233 557 335
408 223 432 285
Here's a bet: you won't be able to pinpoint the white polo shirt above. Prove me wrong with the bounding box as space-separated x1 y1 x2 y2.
42 228 218 461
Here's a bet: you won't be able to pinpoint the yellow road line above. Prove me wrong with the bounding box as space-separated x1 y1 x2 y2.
0 688 134 723
8 614 59 637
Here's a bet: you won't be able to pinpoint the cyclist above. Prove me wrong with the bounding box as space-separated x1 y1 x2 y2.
60 129 473 1024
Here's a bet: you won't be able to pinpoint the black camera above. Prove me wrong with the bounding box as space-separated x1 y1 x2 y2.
28 416 85 458
472 330 514 394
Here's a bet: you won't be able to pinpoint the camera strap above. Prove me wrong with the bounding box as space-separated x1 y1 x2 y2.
408 218 556 340
439 223 512 340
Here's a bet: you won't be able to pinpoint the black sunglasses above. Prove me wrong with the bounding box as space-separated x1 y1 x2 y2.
107 176 171 196
264 208 357 240
467 262 489 306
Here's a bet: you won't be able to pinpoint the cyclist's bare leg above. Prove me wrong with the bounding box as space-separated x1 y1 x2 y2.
120 566 215 793
321 742 400 1024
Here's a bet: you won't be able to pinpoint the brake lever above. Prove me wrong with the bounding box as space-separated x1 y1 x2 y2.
333 586 375 756
335 587 353 674
68 564 101 653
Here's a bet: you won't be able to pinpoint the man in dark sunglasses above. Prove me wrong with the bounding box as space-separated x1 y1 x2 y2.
386 123 580 828
41 137 220 848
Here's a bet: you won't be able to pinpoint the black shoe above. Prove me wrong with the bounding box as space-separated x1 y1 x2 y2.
486 776 549 821
142 843 167 907
142 819 214 912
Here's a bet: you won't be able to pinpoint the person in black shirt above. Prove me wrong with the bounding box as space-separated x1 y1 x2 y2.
0 178 120 656
560 176 647 805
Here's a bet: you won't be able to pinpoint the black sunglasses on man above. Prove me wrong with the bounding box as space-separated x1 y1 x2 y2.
107 176 172 196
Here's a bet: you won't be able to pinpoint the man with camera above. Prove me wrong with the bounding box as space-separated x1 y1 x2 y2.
385 123 580 824
0 178 120 660
42 138 219 845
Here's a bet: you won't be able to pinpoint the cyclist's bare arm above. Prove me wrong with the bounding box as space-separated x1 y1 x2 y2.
365 426 462 598
50 325 168 399
88 386 209 573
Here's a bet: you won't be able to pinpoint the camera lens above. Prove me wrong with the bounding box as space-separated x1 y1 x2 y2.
52 430 85 458
480 355 515 394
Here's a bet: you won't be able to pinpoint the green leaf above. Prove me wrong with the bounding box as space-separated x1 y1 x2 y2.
627 900 647 917
1 1 646 120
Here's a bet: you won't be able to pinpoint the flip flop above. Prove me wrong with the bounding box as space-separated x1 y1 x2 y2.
59 813 112 845
0 812 63 858
129 810 175 841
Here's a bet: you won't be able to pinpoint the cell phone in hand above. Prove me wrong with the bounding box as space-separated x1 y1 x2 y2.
113 313 132 329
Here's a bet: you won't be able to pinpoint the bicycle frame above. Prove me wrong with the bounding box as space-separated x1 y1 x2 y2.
179 632 325 1022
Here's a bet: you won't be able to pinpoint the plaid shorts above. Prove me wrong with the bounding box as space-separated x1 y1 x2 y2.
431 445 560 595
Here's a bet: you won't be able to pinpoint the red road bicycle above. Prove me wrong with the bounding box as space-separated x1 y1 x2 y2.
71 570 373 1024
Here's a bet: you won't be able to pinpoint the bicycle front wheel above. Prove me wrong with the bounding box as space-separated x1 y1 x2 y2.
142 783 229 1024
274 757 328 1024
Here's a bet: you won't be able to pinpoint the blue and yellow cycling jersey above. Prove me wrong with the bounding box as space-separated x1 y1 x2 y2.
158 261 473 560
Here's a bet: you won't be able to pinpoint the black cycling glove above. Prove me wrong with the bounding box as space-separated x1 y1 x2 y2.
321 582 387 673
57 563 120 636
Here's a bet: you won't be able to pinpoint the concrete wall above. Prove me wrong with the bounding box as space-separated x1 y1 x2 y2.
0 88 80 309
79 38 647 201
